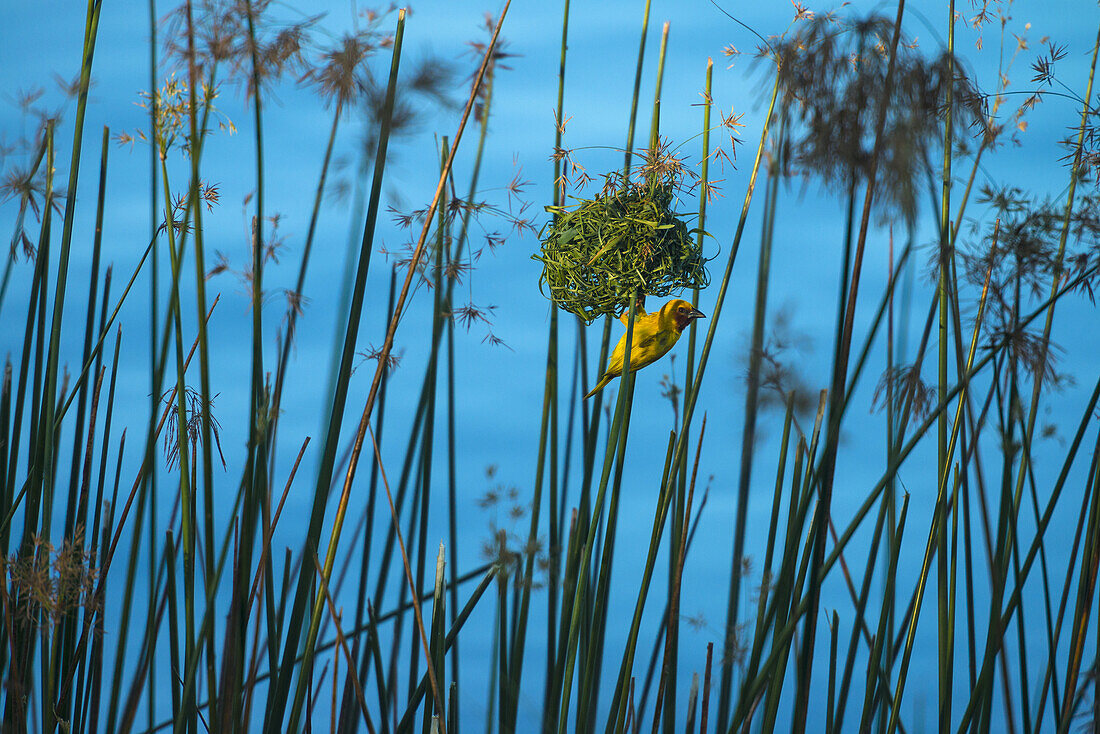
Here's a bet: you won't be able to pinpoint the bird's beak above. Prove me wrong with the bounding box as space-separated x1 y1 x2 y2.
689 308 706 320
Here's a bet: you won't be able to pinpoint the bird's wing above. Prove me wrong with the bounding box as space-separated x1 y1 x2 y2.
604 332 628 376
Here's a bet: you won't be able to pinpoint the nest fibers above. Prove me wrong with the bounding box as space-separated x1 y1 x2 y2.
535 178 709 323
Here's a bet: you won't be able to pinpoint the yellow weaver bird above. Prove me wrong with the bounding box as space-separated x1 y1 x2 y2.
584 298 706 400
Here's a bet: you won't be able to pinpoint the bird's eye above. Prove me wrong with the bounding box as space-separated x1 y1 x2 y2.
678 307 687 313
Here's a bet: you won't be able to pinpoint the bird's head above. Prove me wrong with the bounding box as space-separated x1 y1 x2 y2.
662 298 706 333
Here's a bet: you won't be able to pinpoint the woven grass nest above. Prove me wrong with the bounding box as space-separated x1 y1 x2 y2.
535 177 709 323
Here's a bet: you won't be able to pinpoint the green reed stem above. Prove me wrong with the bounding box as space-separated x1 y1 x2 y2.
719 101 783 731
791 3 906 727
623 0 653 174
37 0 103 553
556 293 639 734
680 55 711 443
267 12 405 731
935 6 956 729
542 0 570 722
697 66 779 728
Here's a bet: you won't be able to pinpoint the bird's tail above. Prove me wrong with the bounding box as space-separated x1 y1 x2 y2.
584 373 614 400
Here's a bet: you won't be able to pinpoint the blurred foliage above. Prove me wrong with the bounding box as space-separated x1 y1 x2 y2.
770 14 987 225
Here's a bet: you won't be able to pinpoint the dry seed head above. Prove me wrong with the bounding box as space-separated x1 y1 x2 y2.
135 74 235 155
5 531 99 626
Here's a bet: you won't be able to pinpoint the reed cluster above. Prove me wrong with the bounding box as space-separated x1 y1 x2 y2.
2 1 1099 733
